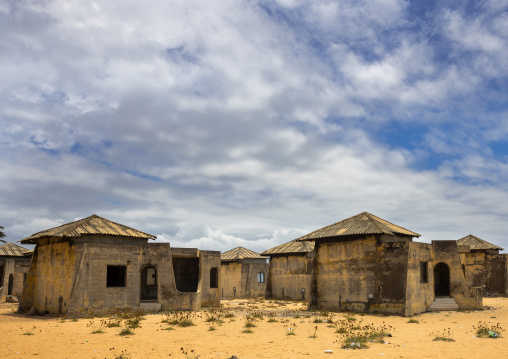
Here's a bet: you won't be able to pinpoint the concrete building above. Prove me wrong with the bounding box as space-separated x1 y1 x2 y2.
457 234 507 296
18 214 220 314
0 242 32 301
220 246 268 299
261 240 314 301
298 212 483 316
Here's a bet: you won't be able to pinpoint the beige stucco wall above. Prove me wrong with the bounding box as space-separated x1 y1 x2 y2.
19 238 77 313
266 254 313 301
404 242 433 316
220 260 268 299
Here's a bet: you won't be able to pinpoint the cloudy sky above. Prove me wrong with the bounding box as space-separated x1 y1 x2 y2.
1 1 508 253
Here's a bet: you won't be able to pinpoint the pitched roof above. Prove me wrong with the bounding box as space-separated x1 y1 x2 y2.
261 239 315 256
457 234 504 251
221 246 267 261
20 214 157 244
297 212 420 241
0 242 32 257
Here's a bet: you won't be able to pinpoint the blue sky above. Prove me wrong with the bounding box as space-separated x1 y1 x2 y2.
1 0 508 252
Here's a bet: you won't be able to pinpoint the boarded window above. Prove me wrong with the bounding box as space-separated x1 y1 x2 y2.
173 257 199 292
420 262 428 283
0 266 3 288
257 272 265 283
107 265 126 287
210 267 218 288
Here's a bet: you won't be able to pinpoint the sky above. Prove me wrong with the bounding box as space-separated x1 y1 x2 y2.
1 0 508 253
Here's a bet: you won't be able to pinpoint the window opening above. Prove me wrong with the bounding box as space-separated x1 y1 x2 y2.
420 262 428 283
210 267 218 288
7 273 14 295
173 257 199 292
257 272 265 283
107 265 126 287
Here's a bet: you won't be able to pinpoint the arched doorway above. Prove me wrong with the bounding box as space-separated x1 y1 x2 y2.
434 262 450 296
140 266 158 301
7 274 14 295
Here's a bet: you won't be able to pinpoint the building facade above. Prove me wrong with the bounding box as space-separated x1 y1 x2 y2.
19 215 220 314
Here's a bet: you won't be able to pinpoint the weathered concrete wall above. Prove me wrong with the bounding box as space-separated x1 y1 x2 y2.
266 254 313 301
220 260 268 299
0 256 31 300
464 251 506 296
404 242 433 316
432 241 482 310
309 236 409 314
220 261 242 298
241 260 268 298
199 250 220 307
19 238 77 313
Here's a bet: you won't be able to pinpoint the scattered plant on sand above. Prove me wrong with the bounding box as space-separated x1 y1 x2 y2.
308 325 318 338
109 348 130 359
181 347 198 359
119 323 134 336
337 320 392 349
22 326 37 335
87 319 106 334
473 321 503 338
407 318 419 324
432 328 455 342
286 323 297 336
162 311 196 327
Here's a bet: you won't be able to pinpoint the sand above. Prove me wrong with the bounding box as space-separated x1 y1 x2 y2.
1 298 506 359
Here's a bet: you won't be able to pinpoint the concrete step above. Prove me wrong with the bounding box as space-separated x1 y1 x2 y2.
427 297 459 312
139 302 161 311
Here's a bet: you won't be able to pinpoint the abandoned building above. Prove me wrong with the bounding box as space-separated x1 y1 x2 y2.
18 214 220 314
297 211 483 316
457 234 507 296
0 242 32 301
220 246 268 298
261 239 314 301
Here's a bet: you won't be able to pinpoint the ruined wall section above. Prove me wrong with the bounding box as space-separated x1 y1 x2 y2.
266 254 313 301
432 241 482 310
404 242 433 316
19 238 77 314
240 259 268 298
485 254 506 296
220 261 242 298
199 250 220 307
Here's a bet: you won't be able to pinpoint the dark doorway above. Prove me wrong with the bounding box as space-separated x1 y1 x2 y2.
140 266 158 301
434 262 450 296
210 267 218 288
173 257 199 292
7 273 14 295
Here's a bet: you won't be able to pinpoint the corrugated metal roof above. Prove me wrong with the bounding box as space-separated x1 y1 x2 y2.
221 246 267 261
20 214 157 244
0 242 32 257
457 234 504 251
297 212 420 241
261 239 315 256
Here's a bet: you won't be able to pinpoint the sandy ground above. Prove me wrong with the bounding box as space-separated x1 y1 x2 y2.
1 298 507 359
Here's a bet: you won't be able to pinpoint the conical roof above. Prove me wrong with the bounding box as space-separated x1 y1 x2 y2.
20 214 156 244
221 246 267 261
261 239 315 256
457 234 503 251
0 242 32 257
297 212 420 241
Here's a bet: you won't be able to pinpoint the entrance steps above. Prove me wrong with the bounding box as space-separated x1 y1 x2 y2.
139 302 161 311
427 297 459 312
